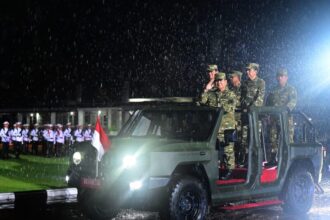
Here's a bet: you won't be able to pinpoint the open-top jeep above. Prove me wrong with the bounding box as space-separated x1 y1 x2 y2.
67 98 323 220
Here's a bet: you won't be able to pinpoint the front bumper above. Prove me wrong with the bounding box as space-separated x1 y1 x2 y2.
67 170 170 208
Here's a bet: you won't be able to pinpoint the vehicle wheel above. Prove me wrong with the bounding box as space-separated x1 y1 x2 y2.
165 176 208 220
282 167 315 214
78 188 118 220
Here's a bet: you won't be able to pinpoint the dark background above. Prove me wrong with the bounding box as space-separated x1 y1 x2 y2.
0 0 330 108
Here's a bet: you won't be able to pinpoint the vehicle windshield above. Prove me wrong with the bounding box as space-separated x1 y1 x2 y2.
123 109 218 141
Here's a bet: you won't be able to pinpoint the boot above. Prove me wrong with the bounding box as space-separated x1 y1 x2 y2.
265 153 277 167
221 169 233 180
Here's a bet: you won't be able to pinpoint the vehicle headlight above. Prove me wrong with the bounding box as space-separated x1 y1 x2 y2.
122 155 136 169
73 152 82 165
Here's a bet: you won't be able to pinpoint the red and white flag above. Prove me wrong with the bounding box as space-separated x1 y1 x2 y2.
92 116 111 161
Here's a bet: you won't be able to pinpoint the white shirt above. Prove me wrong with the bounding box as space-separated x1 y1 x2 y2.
0 128 11 142
43 129 55 142
13 128 23 142
74 129 84 142
30 128 40 141
83 128 93 141
55 130 65 144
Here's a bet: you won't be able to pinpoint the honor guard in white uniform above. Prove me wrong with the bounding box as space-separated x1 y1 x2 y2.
74 125 84 143
30 124 41 155
13 122 23 159
22 124 30 154
43 124 55 157
54 124 65 157
64 122 73 156
0 121 11 159
83 124 93 142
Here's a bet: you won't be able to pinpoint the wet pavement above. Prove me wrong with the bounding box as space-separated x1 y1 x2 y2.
1 178 330 220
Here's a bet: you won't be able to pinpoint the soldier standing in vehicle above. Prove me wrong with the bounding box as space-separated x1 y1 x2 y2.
204 64 219 92
198 64 220 107
241 63 265 108
199 72 237 179
240 63 265 166
229 70 244 164
266 68 297 163
215 72 237 180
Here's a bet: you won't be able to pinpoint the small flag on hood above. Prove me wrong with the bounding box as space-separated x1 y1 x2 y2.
91 116 111 161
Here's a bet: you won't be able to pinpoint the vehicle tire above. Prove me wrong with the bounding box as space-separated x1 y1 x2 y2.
78 188 118 220
282 167 315 214
164 176 208 220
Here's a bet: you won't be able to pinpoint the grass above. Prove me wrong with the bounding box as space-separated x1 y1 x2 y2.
0 154 70 193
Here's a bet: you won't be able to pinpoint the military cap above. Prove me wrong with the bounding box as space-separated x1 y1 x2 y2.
34 123 39 126
23 124 29 127
207 64 218 72
246 63 259 72
66 122 71 126
3 121 9 125
214 72 227 81
230 70 243 79
16 122 22 125
57 124 63 128
277 68 288 76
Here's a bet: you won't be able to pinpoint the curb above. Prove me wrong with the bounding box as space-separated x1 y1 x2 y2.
0 188 77 208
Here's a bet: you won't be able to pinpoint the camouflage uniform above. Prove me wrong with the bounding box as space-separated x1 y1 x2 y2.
266 83 297 112
266 69 297 161
199 87 219 107
240 64 265 164
199 72 237 170
217 87 237 170
229 71 243 163
241 76 265 108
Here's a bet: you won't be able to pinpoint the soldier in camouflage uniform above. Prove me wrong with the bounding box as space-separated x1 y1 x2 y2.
241 63 265 108
240 63 266 166
229 70 244 164
266 68 297 163
200 72 237 179
198 64 218 106
204 64 219 92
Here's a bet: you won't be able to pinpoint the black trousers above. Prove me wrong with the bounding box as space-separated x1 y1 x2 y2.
46 141 54 157
32 141 40 155
14 141 22 158
1 142 9 159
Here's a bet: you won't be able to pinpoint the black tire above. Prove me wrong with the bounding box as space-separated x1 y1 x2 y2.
78 189 118 220
164 176 208 220
282 167 315 214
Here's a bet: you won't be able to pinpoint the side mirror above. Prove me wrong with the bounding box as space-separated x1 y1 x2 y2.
224 129 237 143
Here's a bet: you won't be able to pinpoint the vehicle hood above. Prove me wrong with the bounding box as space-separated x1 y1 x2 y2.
103 137 209 159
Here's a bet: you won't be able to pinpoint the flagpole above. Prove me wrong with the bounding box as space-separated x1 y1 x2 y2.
92 110 111 179
95 115 100 178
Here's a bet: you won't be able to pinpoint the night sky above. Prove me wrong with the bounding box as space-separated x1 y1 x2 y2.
1 0 330 108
